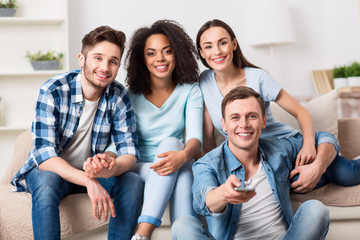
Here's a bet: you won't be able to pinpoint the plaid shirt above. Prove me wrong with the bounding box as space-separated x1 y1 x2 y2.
11 70 138 192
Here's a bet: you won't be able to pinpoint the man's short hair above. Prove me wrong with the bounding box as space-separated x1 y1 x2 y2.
81 25 126 58
221 86 266 118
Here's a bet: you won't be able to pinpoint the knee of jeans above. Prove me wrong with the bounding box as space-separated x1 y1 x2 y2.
157 137 184 154
172 215 199 235
303 200 329 225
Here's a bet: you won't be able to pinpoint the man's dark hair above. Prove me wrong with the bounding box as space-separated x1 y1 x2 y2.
221 86 265 118
81 25 126 58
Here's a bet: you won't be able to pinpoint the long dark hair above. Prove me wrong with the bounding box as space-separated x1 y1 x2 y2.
126 20 199 94
196 19 259 70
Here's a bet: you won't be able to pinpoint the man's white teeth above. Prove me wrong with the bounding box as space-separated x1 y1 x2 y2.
97 73 107 78
238 133 251 136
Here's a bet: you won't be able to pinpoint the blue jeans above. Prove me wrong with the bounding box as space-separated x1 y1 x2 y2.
134 137 196 227
290 132 360 188
25 167 143 240
171 200 329 240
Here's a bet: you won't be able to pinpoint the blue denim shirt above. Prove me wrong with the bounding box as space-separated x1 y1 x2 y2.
192 133 337 240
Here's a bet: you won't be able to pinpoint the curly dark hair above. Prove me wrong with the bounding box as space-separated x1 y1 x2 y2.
125 20 199 94
196 19 259 70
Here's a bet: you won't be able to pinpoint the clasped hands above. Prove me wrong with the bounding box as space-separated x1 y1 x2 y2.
83 153 116 222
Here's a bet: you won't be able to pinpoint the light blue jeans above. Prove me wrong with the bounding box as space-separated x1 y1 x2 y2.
172 200 329 240
25 167 143 240
134 137 196 227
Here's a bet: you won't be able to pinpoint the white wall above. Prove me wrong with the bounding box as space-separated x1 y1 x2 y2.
68 0 360 97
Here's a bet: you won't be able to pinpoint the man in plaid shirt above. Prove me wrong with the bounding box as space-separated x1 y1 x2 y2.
11 26 143 240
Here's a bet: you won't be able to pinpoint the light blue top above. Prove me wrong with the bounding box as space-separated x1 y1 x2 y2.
199 67 298 139
129 83 203 162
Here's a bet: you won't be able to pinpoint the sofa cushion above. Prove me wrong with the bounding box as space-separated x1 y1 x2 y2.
0 184 108 239
271 89 338 137
291 183 360 207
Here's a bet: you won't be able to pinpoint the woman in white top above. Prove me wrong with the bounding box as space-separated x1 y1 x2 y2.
196 19 360 193
126 20 203 240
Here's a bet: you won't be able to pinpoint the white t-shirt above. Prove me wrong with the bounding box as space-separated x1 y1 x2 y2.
60 98 99 169
234 163 287 240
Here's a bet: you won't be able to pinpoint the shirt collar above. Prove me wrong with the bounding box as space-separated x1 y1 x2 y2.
222 141 266 173
71 72 83 104
223 141 243 173
70 71 111 104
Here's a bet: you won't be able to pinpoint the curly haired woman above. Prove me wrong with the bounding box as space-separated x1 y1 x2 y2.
126 20 203 240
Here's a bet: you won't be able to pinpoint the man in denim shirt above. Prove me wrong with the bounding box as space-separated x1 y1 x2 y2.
11 26 143 240
172 86 330 240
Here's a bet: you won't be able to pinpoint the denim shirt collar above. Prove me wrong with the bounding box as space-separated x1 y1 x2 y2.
223 142 243 173
223 141 267 172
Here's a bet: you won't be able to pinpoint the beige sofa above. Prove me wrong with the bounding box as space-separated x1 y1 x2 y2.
0 91 359 239
0 130 171 240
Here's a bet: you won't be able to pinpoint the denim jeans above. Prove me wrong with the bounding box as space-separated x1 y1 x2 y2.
25 167 143 240
134 137 196 227
171 200 329 240
289 132 360 188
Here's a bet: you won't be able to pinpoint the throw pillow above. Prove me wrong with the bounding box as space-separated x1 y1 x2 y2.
270 89 338 137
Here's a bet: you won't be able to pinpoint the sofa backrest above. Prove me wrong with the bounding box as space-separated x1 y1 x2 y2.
1 130 32 184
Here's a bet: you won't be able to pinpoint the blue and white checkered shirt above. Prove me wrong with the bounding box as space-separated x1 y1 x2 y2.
11 70 139 192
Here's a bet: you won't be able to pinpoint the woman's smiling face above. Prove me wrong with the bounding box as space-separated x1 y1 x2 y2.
199 26 237 71
144 33 176 82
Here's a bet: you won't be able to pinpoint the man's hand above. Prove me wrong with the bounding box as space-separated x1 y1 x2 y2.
222 175 256 205
83 153 115 179
206 175 256 213
290 162 323 193
86 178 115 222
150 151 187 176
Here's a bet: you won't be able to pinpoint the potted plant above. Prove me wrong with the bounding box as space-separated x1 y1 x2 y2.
0 0 17 17
332 65 348 89
25 50 64 71
344 61 360 87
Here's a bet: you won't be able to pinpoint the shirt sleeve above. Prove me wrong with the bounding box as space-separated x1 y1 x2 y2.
257 69 282 102
111 89 139 159
192 160 226 217
185 84 204 145
30 89 59 166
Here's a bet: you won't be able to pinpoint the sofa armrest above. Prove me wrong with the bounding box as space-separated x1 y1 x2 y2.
1 130 32 184
338 118 360 159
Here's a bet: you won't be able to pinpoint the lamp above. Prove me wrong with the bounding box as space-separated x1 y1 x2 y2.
248 0 296 77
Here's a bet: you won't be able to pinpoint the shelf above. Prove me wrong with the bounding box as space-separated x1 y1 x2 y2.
0 70 65 77
0 17 65 24
0 126 28 132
